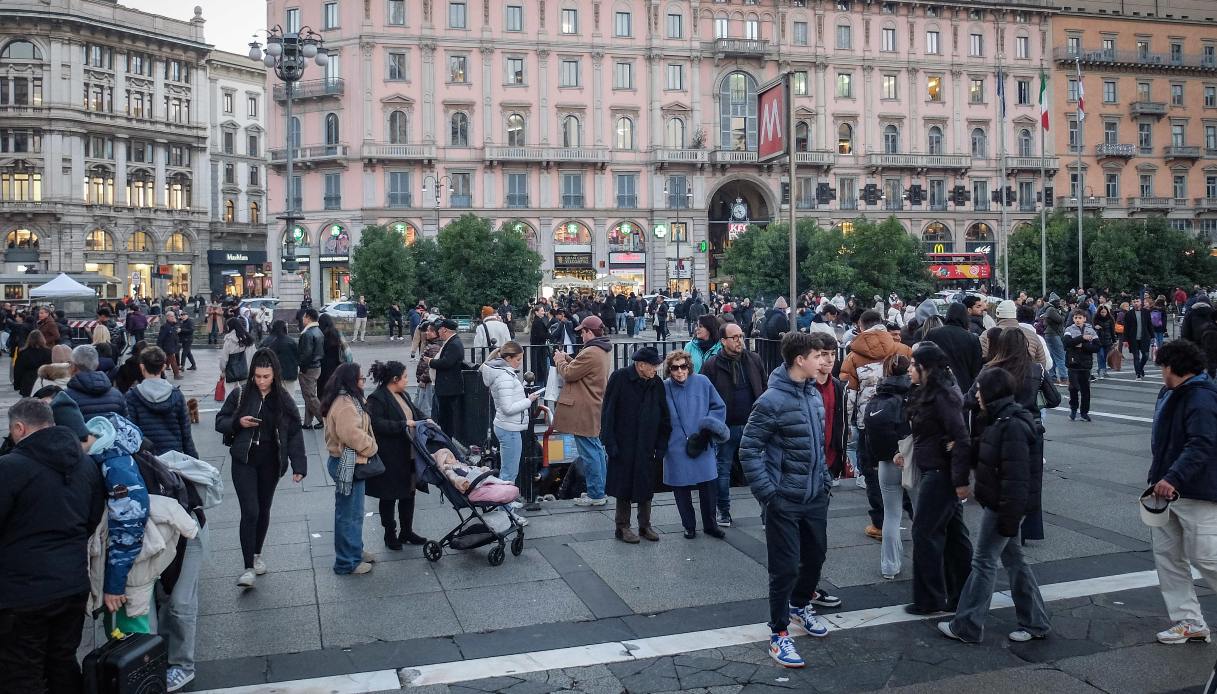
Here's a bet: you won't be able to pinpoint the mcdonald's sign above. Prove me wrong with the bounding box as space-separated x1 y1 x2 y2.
933 243 946 254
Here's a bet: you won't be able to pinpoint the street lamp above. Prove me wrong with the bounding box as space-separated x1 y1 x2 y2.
423 174 454 234
663 182 694 295
249 26 328 272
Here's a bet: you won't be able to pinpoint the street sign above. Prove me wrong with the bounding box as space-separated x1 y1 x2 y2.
757 77 787 163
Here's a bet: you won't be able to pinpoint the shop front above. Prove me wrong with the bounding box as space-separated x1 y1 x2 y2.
320 224 351 302
207 250 269 298
551 221 594 291
667 258 693 294
606 221 645 295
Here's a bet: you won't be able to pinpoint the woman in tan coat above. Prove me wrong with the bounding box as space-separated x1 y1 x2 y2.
322 362 379 575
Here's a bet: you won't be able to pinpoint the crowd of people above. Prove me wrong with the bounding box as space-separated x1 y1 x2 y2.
4 278 1217 691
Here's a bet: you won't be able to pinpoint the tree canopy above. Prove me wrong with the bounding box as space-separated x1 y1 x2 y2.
348 224 416 316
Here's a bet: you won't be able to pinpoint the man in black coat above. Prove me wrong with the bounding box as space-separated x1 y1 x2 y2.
601 348 671 543
926 302 984 394
1122 297 1155 380
157 310 182 378
424 319 467 440
528 304 551 387
177 309 197 370
0 398 104 693
701 322 766 527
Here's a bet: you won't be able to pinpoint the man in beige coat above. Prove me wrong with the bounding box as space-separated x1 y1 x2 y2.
552 315 613 506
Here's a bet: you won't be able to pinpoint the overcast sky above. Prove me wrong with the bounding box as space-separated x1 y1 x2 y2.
121 0 263 56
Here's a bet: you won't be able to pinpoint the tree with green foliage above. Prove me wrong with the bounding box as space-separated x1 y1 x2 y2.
718 219 814 298
825 217 932 301
430 214 543 316
348 224 416 316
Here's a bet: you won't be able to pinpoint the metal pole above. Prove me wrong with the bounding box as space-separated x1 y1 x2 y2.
284 78 294 262
786 72 797 314
1039 117 1048 299
998 65 1010 298
1076 57 1085 293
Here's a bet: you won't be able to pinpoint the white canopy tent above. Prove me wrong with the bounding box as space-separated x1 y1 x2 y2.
30 273 98 298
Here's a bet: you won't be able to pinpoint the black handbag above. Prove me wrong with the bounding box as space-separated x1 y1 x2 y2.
354 453 385 480
223 351 248 383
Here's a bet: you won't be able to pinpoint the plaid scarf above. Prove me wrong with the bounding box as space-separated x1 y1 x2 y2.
335 392 365 496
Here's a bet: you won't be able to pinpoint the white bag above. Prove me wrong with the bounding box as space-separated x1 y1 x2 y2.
159 450 225 509
544 363 564 403
898 435 920 491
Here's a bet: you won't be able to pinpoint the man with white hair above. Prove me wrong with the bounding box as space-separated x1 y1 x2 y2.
63 344 128 419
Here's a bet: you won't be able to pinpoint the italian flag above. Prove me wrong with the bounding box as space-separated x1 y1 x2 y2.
1039 71 1050 131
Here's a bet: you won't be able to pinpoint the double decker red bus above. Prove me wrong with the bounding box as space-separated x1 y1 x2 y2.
925 252 991 284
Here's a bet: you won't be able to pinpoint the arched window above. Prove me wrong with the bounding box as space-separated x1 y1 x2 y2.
506 113 525 146
223 199 235 223
85 166 115 205
883 124 900 154
1018 128 1033 157
553 221 591 245
284 225 310 252
837 123 853 154
323 224 350 254
796 122 810 152
166 231 190 253
249 201 261 224
615 116 634 150
127 230 153 252
126 169 155 208
970 127 988 158
922 222 953 252
719 71 758 150
666 117 685 148
4 229 38 249
324 113 340 145
390 221 417 246
965 222 994 242
1 40 42 60
289 116 301 149
928 126 944 155
388 110 408 144
450 112 469 146
166 173 190 210
562 115 580 148
608 221 644 252
85 228 113 252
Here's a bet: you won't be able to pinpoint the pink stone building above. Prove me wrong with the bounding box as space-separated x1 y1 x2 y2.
266 0 1057 302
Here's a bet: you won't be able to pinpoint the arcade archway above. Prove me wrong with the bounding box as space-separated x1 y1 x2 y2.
706 178 773 288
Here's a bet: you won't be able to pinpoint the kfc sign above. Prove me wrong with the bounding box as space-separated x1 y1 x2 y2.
757 77 788 163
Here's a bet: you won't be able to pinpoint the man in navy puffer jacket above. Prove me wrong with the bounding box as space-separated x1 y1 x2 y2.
740 332 833 669
125 346 197 459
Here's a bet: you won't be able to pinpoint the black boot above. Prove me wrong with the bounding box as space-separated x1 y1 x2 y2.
383 524 403 551
398 496 427 545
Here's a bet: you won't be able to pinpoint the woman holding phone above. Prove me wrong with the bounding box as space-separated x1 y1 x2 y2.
216 348 308 588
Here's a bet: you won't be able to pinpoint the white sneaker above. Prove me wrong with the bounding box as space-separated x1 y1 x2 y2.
573 493 607 506
508 509 530 527
253 554 267 575
166 666 195 693
237 570 256 588
1157 621 1211 644
855 475 868 489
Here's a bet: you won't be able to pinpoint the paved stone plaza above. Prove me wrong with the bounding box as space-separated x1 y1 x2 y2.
33 338 1215 693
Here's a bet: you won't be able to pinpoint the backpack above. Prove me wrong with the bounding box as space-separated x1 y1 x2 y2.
132 449 203 520
862 389 908 462
1151 309 1164 329
852 360 885 428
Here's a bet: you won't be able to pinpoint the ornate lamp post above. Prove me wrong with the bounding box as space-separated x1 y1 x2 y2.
248 27 328 273
423 174 454 235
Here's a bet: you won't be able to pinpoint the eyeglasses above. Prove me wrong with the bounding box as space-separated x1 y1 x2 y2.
669 363 691 371
723 334 744 341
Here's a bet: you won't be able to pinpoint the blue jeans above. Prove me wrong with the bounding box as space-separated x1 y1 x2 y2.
714 425 745 516
414 384 433 417
949 508 1051 642
617 313 627 332
573 435 607 500
326 456 367 574
494 426 522 484
1045 335 1067 381
1096 345 1108 374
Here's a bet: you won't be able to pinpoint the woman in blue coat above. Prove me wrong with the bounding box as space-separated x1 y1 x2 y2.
663 349 730 539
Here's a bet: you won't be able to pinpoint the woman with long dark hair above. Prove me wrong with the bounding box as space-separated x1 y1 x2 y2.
260 319 299 392
317 313 346 397
322 362 378 575
365 360 429 551
219 317 254 385
901 341 974 615
215 348 307 588
13 329 51 397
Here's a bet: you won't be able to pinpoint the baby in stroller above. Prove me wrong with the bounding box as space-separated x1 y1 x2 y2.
434 450 519 505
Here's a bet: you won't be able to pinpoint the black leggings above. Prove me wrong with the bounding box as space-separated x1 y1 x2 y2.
672 481 717 532
231 456 280 569
378 496 417 535
1068 368 1091 415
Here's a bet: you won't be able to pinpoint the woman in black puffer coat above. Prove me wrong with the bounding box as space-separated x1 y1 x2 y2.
941 367 1051 644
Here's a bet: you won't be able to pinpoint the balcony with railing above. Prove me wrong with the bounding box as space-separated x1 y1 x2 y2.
269 144 348 165
1005 156 1061 172
710 150 759 165
561 194 585 209
1196 197 1217 211
865 153 971 169
1127 196 1174 210
323 195 342 210
1095 143 1136 158
450 194 472 208
652 148 709 165
795 150 839 167
1057 195 1108 210
795 197 815 210
485 145 610 164
929 201 948 211
0 199 63 217
386 192 412 208
362 143 437 162
273 78 345 101
885 199 904 211
505 193 529 208
1055 47 1217 72
974 199 991 211
617 194 638 209
1165 145 1202 159
839 199 858 211
1130 101 1168 117
711 38 768 57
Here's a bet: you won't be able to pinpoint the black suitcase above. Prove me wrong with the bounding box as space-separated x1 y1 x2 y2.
83 631 168 694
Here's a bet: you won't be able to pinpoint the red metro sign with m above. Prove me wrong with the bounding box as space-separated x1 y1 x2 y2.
757 78 786 163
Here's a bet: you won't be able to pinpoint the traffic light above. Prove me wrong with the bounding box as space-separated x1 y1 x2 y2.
905 184 924 206
862 183 882 206
990 186 1017 206
816 182 837 205
950 185 971 207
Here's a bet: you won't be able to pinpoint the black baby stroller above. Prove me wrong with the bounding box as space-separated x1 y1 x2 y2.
411 421 525 566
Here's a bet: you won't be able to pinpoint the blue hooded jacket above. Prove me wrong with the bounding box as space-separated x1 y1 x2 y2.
739 365 830 504
87 414 148 596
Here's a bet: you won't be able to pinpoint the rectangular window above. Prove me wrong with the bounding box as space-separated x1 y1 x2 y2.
970 33 984 57
793 21 808 46
1171 42 1184 64
1174 174 1187 199
323 1 339 29
1206 125 1217 152
449 55 468 83
1206 86 1217 108
745 19 759 40
1172 122 1186 146
248 165 260 187
1140 174 1153 197
882 74 897 99
223 163 235 185
1207 175 1217 198
666 64 684 91
837 24 852 49
837 73 853 98
505 172 528 207
972 180 990 210
1138 82 1151 102
388 52 407 80
324 173 341 210
1103 80 1116 103
1172 84 1184 106
560 60 579 87
247 134 259 157
1104 121 1118 145
1066 36 1081 56
1102 37 1116 57
715 17 728 39
970 78 984 104
926 30 940 54
449 1 467 28
1139 122 1153 153
1017 79 1030 105
838 177 857 209
793 71 809 96
222 131 235 155
247 95 258 118
1016 35 1029 59
506 57 524 85
285 8 300 33
881 27 896 52
388 0 406 25
561 8 578 34
505 5 523 31
1018 181 1035 210
667 175 689 208
667 13 683 39
614 62 633 90
451 172 472 207
561 173 584 208
222 92 233 114
929 179 946 210
615 11 631 37
1067 79 1079 102
616 173 638 208
387 171 412 207
927 74 942 102
1106 173 1119 199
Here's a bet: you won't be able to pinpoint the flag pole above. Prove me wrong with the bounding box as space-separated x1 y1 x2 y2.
998 64 1010 299
1076 56 1085 293
1039 64 1048 299
787 71 797 316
